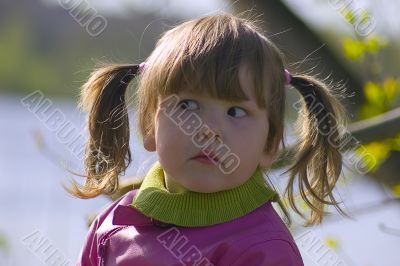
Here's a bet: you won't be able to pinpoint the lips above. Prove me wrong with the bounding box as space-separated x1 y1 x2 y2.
192 150 219 163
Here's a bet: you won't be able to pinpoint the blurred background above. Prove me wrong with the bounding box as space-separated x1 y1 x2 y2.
1 0 399 265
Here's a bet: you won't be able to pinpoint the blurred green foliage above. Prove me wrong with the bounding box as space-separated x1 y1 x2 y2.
0 5 165 99
0 232 8 254
356 77 400 173
342 37 387 61
393 185 400 198
341 7 373 32
339 8 400 177
360 79 400 119
0 18 63 96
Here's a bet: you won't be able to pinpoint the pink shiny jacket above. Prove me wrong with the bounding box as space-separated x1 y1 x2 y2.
77 190 304 266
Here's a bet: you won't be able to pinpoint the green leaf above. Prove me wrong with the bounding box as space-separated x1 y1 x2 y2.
365 36 388 54
341 8 356 25
0 233 8 253
359 104 385 120
390 134 400 151
364 82 385 106
383 78 400 104
356 141 391 172
342 38 365 60
324 237 339 250
360 10 371 25
392 185 400 198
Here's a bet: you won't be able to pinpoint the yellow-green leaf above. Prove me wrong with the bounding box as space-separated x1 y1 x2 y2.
300 200 309 211
365 37 380 53
341 8 356 25
343 38 365 60
364 81 385 106
383 78 400 103
365 36 388 54
392 185 400 198
356 141 391 171
391 134 400 151
324 237 339 250
0 233 8 252
360 10 371 25
359 104 385 119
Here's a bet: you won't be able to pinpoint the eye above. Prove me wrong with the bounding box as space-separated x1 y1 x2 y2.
178 99 198 110
227 106 247 118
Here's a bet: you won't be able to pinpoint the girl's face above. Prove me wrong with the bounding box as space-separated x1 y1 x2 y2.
144 65 277 193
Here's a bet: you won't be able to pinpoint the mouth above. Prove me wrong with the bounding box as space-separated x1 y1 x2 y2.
192 151 220 164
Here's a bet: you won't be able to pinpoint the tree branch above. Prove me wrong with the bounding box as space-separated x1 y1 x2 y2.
347 107 400 143
273 107 400 168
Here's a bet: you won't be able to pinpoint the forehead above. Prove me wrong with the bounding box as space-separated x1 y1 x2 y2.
238 64 258 104
172 63 263 108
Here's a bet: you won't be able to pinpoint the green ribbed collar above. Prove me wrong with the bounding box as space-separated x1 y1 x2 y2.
131 161 279 227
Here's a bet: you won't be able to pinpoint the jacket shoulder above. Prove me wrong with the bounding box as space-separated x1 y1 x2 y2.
77 190 138 266
97 190 138 225
217 202 304 265
228 239 304 266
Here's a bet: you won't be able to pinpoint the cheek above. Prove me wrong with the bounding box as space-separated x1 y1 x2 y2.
235 128 267 153
228 128 268 171
155 114 190 153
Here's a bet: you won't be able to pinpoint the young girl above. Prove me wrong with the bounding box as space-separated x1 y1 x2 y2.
73 14 347 266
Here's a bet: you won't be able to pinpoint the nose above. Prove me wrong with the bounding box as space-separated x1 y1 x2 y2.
198 110 223 142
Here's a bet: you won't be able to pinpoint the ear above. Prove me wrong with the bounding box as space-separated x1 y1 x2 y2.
143 133 156 152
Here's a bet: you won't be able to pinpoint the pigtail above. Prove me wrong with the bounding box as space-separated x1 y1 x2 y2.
67 64 140 198
286 74 347 226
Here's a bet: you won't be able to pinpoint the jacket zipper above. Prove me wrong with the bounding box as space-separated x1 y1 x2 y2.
98 226 129 266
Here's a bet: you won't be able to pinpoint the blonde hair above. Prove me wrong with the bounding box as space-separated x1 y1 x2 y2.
68 14 347 226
